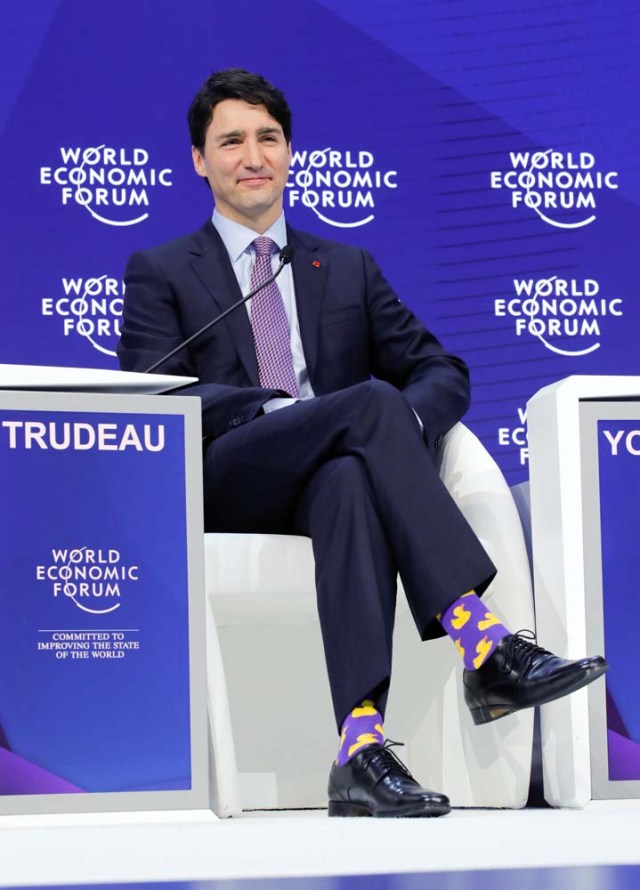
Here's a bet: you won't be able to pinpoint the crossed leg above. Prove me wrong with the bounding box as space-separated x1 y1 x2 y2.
203 379 495 725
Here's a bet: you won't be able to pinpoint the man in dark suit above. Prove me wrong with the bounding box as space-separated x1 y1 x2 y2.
118 69 606 818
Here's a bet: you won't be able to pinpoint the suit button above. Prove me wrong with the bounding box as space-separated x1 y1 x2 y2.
434 435 442 450
229 416 244 428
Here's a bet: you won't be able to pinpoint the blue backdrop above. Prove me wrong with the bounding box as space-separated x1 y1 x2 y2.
1 0 639 484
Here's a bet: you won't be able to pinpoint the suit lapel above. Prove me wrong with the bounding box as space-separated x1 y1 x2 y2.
288 226 327 385
188 221 259 385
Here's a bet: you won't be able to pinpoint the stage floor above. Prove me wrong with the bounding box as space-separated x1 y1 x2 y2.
1 803 640 889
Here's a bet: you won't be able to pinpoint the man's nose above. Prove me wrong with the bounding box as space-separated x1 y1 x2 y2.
242 139 263 169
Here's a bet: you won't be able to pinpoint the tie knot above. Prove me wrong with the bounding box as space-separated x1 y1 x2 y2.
252 236 277 258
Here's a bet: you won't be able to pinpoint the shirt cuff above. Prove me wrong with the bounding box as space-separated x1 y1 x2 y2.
263 397 299 414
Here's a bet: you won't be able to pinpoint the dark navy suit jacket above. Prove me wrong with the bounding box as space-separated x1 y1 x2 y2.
117 220 470 453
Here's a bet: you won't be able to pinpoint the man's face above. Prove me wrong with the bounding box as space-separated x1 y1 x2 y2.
192 99 292 232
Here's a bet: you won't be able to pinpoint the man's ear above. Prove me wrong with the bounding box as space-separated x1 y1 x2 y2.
192 145 206 178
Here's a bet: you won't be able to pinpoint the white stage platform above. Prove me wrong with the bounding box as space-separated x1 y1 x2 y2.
1 804 640 886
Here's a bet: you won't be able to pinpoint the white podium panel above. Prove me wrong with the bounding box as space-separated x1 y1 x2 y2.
0 363 196 393
528 375 640 807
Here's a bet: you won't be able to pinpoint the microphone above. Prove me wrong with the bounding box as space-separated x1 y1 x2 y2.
144 245 294 374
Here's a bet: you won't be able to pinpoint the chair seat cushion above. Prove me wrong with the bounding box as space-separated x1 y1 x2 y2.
205 533 317 625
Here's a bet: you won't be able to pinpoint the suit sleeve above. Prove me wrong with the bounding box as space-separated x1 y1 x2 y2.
362 249 470 448
117 250 280 439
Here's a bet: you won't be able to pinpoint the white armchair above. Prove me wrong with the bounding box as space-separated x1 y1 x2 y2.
204 422 535 816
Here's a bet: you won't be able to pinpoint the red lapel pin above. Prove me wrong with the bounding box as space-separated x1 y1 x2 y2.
312 260 321 268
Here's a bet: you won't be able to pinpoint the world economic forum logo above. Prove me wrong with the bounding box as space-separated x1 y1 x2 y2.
490 150 618 228
40 145 173 226
286 148 397 228
494 275 623 357
36 547 140 615
41 274 123 357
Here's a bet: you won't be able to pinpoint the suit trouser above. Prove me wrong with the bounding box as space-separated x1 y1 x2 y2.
203 380 496 728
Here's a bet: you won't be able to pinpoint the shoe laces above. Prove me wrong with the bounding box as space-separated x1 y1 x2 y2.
360 739 413 779
501 629 552 674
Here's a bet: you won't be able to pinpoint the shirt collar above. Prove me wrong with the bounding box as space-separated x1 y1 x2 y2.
212 210 287 262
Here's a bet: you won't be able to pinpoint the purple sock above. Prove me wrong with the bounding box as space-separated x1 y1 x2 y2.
336 700 384 766
438 591 509 671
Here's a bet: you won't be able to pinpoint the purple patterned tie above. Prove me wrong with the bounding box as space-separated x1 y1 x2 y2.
249 236 299 397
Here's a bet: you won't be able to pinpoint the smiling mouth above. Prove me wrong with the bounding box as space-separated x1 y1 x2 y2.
239 177 271 185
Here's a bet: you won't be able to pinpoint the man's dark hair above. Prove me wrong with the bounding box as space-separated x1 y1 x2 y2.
188 68 292 151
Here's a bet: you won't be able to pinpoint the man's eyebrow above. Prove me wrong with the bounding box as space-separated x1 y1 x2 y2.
215 126 282 142
216 129 243 142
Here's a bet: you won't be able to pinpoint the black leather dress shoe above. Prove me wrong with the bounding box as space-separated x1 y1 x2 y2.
463 631 608 725
328 740 450 818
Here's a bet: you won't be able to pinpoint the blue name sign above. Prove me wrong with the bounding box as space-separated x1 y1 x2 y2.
0 392 208 814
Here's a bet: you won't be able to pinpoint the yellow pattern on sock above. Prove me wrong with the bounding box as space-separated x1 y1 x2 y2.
473 636 494 670
455 638 465 659
351 703 378 718
348 733 381 758
451 604 471 629
478 612 501 631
